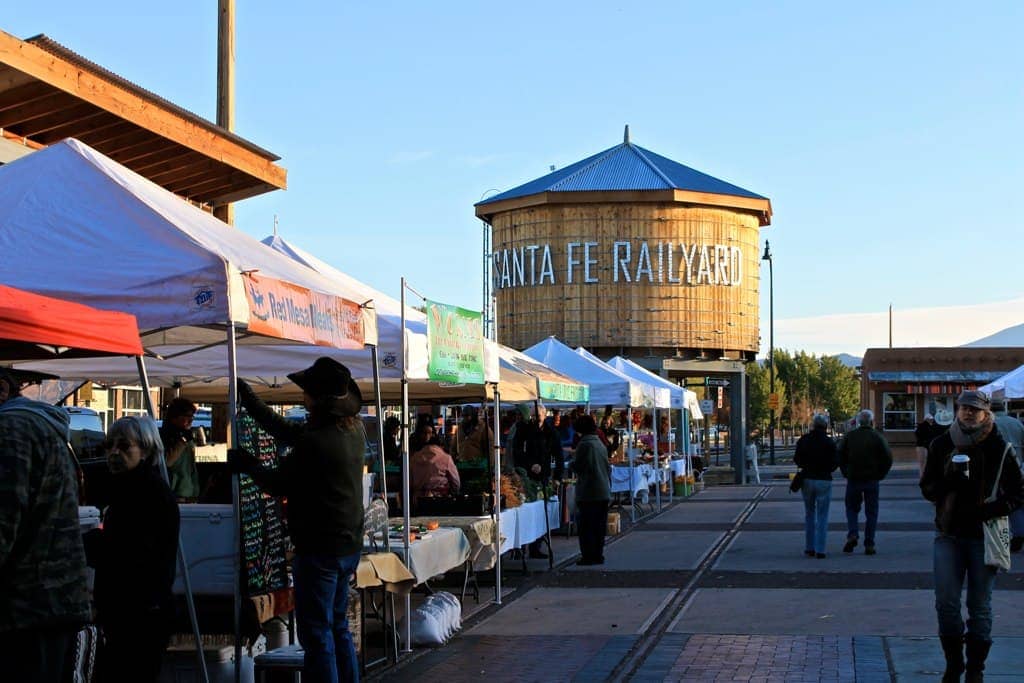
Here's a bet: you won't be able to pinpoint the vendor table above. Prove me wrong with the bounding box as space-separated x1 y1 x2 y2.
383 524 470 586
610 464 655 496
511 497 561 547
407 514 514 572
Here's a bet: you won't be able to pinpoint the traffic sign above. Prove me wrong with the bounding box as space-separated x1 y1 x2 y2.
700 399 714 414
717 386 723 408
767 393 780 410
707 378 730 387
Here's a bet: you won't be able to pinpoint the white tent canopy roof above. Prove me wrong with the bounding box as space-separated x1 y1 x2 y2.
0 139 377 347
979 364 1024 401
523 336 656 407
575 346 670 408
607 356 704 419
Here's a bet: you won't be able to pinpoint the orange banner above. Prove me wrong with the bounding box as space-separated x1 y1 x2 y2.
243 273 364 349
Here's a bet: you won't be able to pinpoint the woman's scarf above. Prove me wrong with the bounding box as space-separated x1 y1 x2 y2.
948 415 994 449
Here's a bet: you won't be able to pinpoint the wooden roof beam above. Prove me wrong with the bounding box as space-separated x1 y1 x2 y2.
0 65 38 93
10 103 105 137
0 90 78 126
128 147 199 174
0 80 59 112
36 115 129 145
0 30 285 192
75 123 150 148
104 137 181 165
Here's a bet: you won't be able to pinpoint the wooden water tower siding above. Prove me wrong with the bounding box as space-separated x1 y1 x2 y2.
492 202 762 356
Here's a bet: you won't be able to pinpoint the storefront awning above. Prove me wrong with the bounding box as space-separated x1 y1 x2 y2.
868 371 1006 383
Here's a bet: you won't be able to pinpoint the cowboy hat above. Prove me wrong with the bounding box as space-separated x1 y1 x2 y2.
288 357 362 417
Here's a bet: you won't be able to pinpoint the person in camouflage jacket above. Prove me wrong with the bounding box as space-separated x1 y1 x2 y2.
0 371 90 682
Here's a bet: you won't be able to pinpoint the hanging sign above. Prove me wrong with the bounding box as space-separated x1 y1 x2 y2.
243 273 364 349
426 299 485 384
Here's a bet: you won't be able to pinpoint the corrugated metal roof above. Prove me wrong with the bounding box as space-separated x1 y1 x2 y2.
477 137 765 206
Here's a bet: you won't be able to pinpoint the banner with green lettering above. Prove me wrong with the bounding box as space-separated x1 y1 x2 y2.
426 300 485 384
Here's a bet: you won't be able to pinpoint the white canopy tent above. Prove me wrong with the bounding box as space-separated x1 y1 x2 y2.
0 138 387 679
980 364 1024 401
523 337 656 407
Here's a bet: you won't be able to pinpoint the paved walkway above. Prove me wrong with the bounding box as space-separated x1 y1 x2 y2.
374 467 1024 681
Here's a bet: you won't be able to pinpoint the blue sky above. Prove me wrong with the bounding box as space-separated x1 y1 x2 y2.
6 2 1023 355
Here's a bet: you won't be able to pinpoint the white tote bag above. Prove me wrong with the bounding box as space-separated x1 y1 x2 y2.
983 444 1012 571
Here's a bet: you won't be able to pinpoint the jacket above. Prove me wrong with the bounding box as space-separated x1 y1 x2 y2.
240 382 365 557
838 426 893 481
512 420 562 481
160 423 200 499
921 426 1024 538
453 422 492 462
85 464 179 625
0 398 90 632
410 444 461 505
573 434 611 502
793 427 839 480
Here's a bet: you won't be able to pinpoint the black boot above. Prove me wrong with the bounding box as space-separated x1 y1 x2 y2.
964 635 992 682
940 634 964 683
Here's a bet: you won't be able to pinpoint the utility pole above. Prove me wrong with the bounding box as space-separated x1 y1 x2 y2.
214 0 235 225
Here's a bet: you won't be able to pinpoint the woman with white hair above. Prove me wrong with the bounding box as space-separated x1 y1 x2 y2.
793 413 838 558
921 390 1024 681
84 415 180 682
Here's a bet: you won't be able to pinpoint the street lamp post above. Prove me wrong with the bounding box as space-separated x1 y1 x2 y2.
761 240 775 465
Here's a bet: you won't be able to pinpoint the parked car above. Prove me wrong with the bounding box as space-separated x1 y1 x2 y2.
64 406 111 507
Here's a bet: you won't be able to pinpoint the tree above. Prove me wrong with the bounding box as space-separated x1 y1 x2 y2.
748 359 788 433
817 355 860 422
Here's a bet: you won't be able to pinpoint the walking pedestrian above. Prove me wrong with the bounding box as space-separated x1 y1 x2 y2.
572 414 611 565
838 409 893 555
921 390 1024 682
794 414 838 558
230 357 366 683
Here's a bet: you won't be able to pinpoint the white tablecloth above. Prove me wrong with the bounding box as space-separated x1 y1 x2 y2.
610 464 654 495
669 458 689 477
511 498 561 547
407 514 514 571
384 526 470 585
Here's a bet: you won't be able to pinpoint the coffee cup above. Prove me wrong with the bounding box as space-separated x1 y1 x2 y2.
952 454 970 478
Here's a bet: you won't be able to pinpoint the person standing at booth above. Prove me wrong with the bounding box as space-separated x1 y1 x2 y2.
85 416 179 682
573 415 611 565
159 397 200 500
0 370 90 683
231 357 366 683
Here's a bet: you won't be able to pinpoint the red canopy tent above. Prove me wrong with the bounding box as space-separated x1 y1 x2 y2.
0 284 142 359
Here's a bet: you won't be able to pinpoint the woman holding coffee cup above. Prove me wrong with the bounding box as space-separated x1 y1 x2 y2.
921 390 1024 681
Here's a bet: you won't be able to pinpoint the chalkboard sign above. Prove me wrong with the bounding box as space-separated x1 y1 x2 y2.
237 412 290 596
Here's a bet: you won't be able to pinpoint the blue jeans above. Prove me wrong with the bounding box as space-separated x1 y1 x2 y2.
802 478 832 554
845 479 879 546
293 552 362 683
934 534 996 640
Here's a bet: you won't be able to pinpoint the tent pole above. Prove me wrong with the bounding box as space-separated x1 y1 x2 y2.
627 407 635 523
400 278 412 652
370 344 390 553
227 323 242 683
492 385 502 605
136 356 210 683
654 406 661 512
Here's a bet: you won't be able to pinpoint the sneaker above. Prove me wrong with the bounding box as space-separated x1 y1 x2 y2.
865 545 877 556
815 553 827 559
843 538 857 553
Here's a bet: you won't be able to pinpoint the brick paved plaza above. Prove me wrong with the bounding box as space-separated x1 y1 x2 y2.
374 465 1024 682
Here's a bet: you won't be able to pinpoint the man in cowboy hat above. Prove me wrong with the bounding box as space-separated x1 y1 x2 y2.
230 357 366 682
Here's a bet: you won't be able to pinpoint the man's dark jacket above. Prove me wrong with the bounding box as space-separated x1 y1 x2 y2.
839 426 893 481
239 382 365 557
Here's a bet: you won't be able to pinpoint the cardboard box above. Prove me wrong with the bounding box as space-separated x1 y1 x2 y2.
606 512 620 536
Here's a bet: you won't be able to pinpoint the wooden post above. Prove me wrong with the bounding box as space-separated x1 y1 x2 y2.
214 0 235 225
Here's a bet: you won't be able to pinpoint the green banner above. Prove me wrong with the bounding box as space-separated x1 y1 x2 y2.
426 300 485 384
538 379 590 404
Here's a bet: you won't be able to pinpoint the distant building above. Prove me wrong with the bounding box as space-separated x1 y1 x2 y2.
860 347 1024 446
